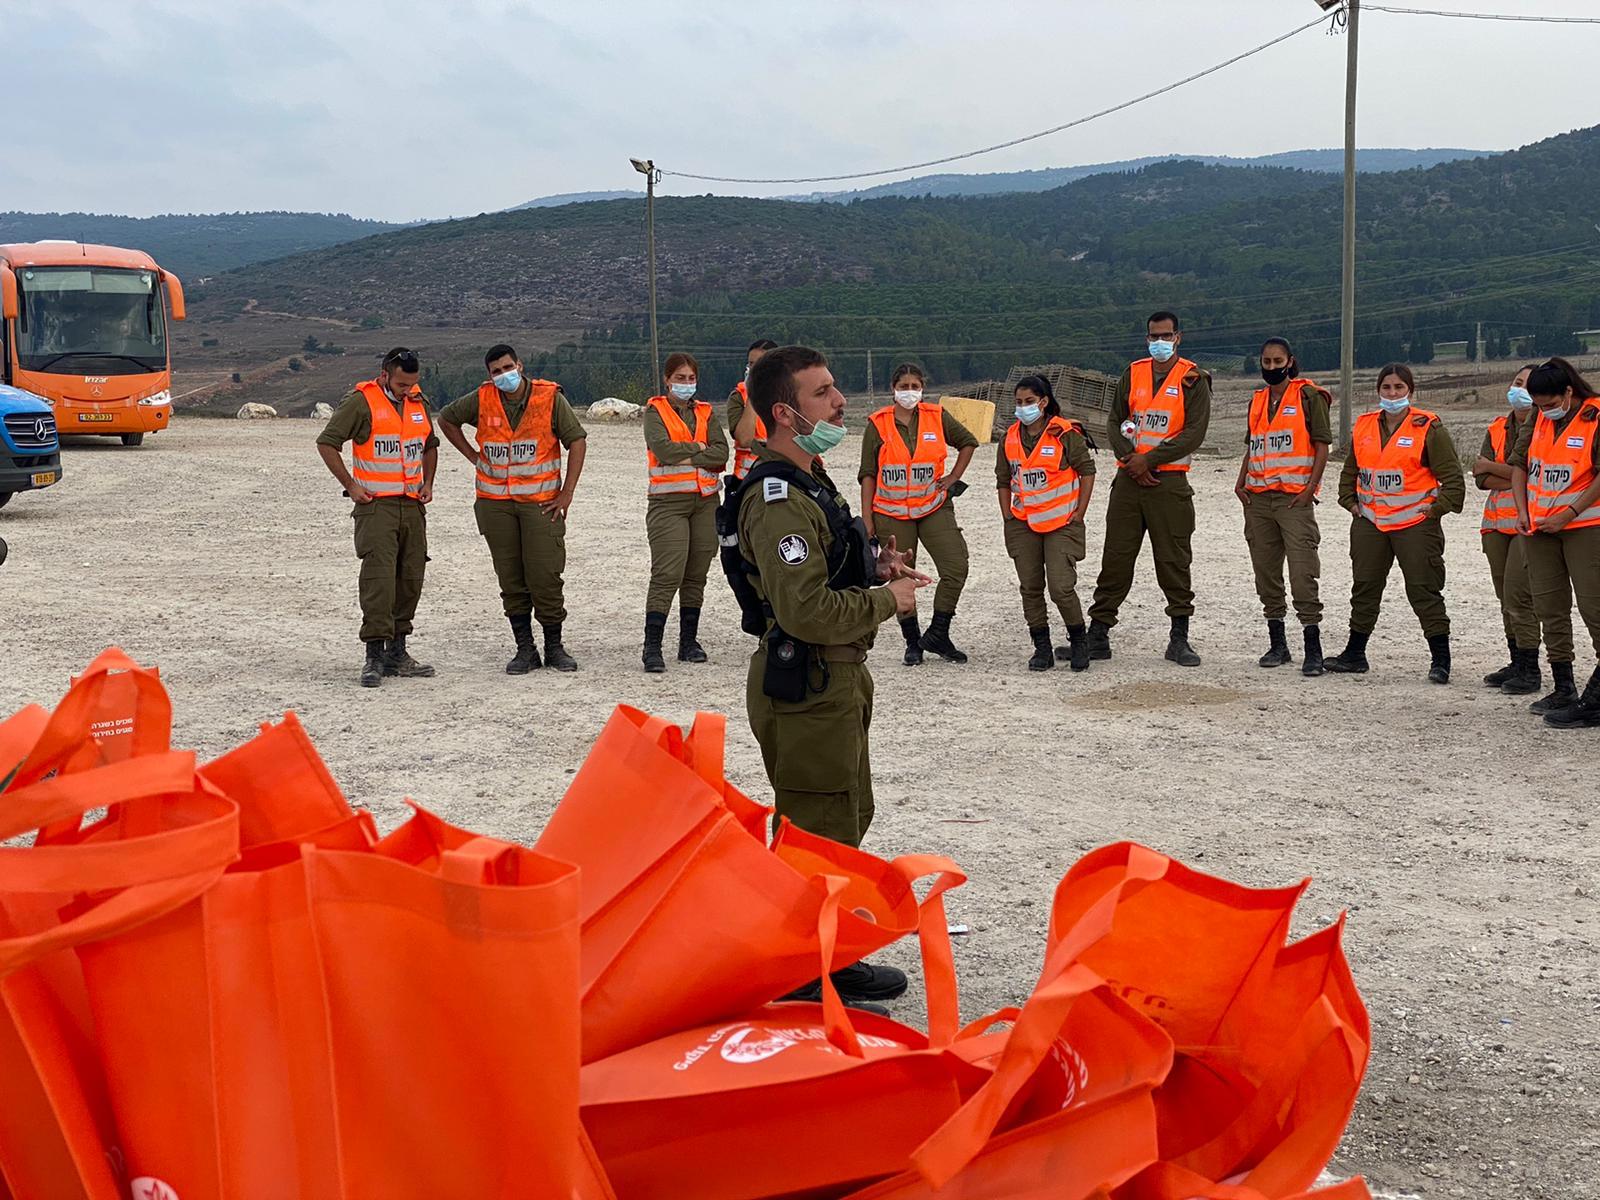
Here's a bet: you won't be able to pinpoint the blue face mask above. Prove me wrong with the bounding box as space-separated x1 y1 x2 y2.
1507 386 1533 411
1014 402 1043 426
669 382 698 402
788 406 847 456
492 369 522 393
1148 339 1176 362
1377 395 1411 415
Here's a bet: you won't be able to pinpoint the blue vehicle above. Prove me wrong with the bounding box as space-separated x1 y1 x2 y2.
0 383 62 509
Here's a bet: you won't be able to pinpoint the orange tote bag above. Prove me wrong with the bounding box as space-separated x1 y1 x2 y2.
582 873 985 1200
75 803 581 1200
542 706 968 1061
1040 843 1369 1198
0 698 236 1199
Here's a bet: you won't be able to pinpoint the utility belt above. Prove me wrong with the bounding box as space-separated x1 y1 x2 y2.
760 626 864 702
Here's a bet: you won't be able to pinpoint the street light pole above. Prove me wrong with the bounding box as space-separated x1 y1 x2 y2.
630 157 662 395
1334 0 1360 445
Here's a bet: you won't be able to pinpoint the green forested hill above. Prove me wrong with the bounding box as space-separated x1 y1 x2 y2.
0 211 404 279
189 126 1600 405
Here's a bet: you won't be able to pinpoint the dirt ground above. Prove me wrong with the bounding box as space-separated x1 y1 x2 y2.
2 416 1595 1199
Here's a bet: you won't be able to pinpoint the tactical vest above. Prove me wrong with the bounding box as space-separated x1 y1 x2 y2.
717 459 876 637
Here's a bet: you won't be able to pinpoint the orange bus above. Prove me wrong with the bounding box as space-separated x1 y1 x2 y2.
0 242 185 445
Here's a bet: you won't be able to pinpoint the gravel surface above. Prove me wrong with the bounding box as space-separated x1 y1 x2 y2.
3 418 1595 1199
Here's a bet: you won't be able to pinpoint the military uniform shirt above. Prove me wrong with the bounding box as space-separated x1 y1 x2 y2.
1508 404 1600 470
739 444 896 652
856 407 981 481
1337 412 1466 517
438 384 587 448
995 421 1096 489
1244 383 1334 446
316 388 441 453
1106 363 1212 465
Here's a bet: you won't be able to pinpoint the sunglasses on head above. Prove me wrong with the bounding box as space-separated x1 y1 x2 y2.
383 349 420 373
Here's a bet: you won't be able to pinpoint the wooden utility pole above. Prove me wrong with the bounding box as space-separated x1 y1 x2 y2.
866 348 875 405
1338 0 1360 446
630 157 662 394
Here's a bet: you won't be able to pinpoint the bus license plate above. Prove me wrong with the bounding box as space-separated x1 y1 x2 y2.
32 471 57 487
77 413 115 423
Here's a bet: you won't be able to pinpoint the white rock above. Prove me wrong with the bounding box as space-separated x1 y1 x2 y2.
587 397 643 422
311 402 335 420
236 403 279 420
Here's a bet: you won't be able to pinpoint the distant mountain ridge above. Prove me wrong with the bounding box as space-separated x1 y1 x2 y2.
0 211 406 279
503 148 1493 210
791 148 1493 202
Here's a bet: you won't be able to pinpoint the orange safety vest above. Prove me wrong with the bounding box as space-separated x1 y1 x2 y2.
1479 413 1522 535
1126 357 1194 472
1245 380 1319 494
646 396 720 498
1004 416 1083 532
1351 408 1441 532
732 381 769 480
474 380 562 502
869 403 949 521
1526 401 1600 532
351 379 430 500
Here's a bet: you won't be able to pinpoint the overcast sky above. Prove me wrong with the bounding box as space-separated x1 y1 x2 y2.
8 0 1595 221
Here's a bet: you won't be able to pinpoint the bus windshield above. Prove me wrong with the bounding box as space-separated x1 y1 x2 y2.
15 266 168 376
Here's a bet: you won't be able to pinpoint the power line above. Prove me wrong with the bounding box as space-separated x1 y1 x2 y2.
1366 4 1600 23
658 11 1336 186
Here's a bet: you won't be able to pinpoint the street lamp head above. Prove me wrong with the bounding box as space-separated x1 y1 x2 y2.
1313 0 1344 10
630 158 651 175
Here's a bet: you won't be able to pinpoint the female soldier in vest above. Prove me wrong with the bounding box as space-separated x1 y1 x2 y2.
1235 337 1333 676
729 339 778 481
1512 357 1600 728
996 375 1096 671
642 352 728 673
1326 364 1465 682
1473 364 1550 696
858 364 979 665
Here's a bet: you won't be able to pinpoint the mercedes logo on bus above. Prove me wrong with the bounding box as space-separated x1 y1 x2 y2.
33 417 49 442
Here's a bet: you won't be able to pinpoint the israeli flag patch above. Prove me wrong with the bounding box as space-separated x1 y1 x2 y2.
1283 406 1298 416
923 432 938 441
763 477 789 502
1568 436 1587 449
1165 387 1180 396
1397 437 1414 447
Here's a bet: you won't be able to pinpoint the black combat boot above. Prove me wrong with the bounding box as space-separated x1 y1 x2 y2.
1500 646 1541 696
1028 626 1054 671
783 960 908 1006
1301 625 1325 677
1483 636 1518 687
677 606 708 663
506 614 541 675
920 610 968 663
383 634 435 678
1426 632 1451 685
1530 661 1576 715
1067 623 1090 672
1165 616 1201 667
1325 630 1371 674
1087 619 1113 661
542 622 577 672
643 612 668 673
899 615 924 666
359 640 385 688
1544 667 1600 729
1258 619 1292 668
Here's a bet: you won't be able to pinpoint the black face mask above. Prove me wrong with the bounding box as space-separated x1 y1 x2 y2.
1261 365 1291 386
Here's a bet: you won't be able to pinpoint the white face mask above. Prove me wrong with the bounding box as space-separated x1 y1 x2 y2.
893 389 922 409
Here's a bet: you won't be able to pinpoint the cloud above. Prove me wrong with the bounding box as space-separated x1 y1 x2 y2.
7 0 1594 220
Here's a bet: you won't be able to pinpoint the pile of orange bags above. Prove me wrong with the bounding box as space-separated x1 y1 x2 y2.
1 651 1375 1200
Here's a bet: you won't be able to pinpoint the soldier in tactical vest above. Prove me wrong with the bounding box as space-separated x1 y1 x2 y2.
725 344 927 1010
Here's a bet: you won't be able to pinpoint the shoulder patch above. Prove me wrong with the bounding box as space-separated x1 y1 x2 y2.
763 477 789 503
777 533 809 565
1581 404 1599 423
1411 414 1431 428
